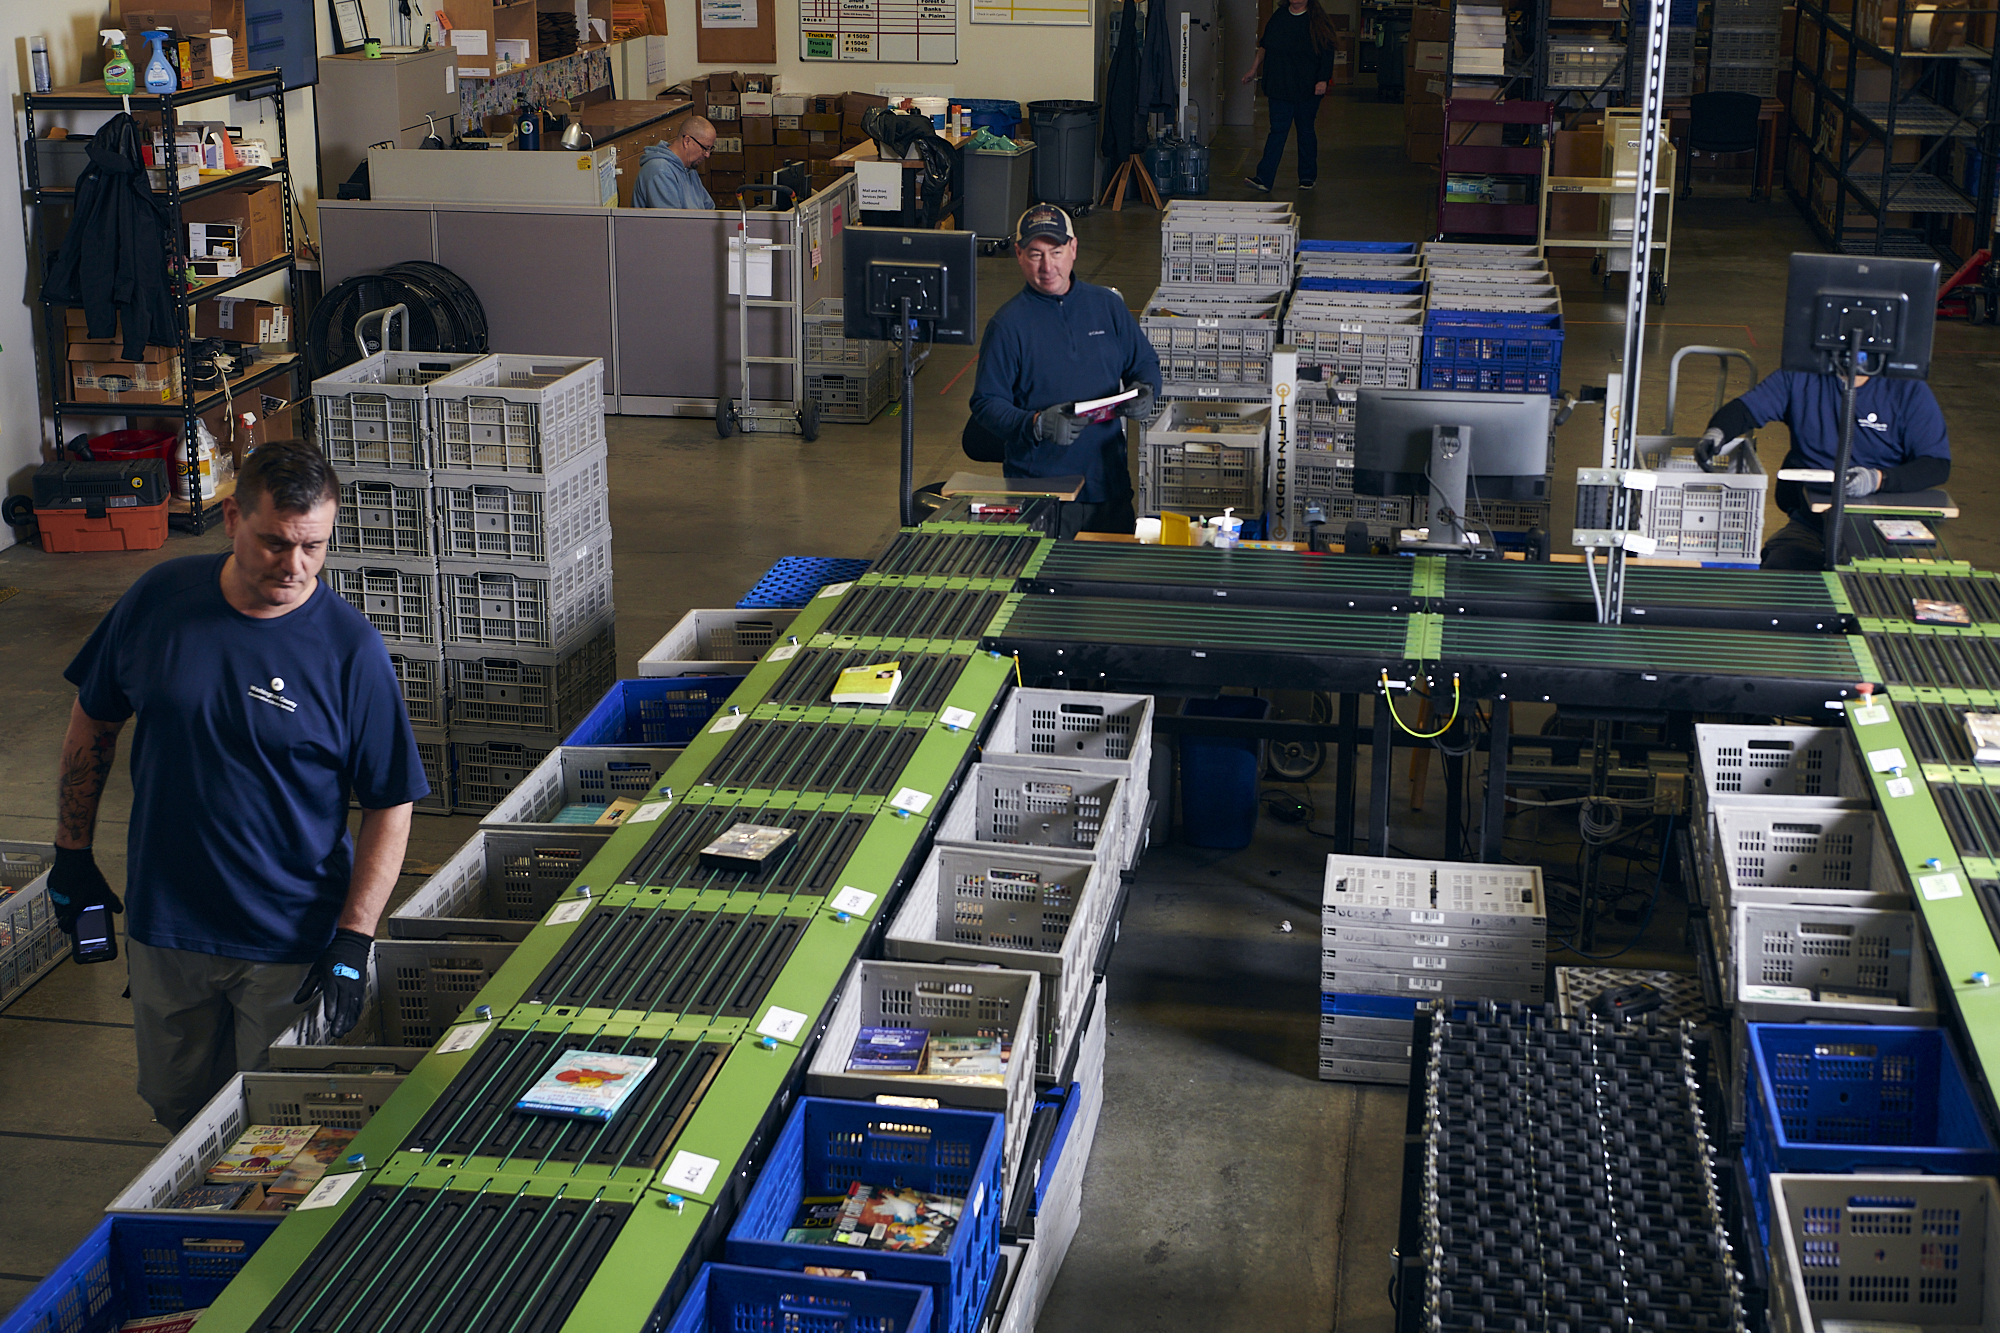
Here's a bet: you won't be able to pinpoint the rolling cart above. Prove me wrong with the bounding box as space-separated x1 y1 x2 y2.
717 184 821 441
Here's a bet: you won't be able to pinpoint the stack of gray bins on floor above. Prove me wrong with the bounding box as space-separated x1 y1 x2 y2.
1319 853 1548 1083
802 297 893 425
315 351 616 817
1708 0 1785 96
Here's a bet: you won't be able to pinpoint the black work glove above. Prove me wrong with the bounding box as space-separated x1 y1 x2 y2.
1119 383 1156 420
292 928 373 1039
1035 405 1080 447
48 846 122 937
1694 427 1725 473
1844 466 1882 498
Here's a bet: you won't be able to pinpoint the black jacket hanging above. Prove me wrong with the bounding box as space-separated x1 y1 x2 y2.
1102 0 1144 163
1140 0 1178 121
41 113 177 362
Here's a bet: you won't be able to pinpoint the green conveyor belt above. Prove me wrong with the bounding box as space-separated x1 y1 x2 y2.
990 594 1417 657
1438 619 1870 680
1034 543 1423 600
1442 562 1841 615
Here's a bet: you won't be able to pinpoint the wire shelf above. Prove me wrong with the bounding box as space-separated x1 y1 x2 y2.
1853 167 1975 213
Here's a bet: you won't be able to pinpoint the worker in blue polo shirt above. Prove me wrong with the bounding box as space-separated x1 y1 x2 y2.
970 204 1163 540
1699 368 1951 570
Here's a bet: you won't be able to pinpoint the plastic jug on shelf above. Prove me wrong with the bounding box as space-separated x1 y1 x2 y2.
101 30 135 95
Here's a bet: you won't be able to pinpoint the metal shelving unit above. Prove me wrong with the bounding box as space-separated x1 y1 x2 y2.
1438 98 1555 238
24 70 304 533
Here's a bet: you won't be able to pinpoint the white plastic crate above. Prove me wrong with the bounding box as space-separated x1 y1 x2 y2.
806 360 894 424
440 530 613 652
884 844 1107 1083
935 763 1126 868
478 745 679 832
271 939 518 1055
804 958 1040 1216
1289 291 1426 315
1711 805 1910 912
444 619 617 735
321 556 441 648
1426 266 1553 284
1430 282 1562 302
1422 242 1542 261
1140 286 1286 390
1641 454 1768 561
384 649 448 731
0 846 59 1012
332 473 435 561
1138 401 1267 518
388 827 610 934
802 296 892 370
987 687 1153 768
638 607 802 676
1728 901 1937 1023
104 1071 405 1215
1767 1175 2000 1333
1162 217 1298 260
313 350 488 472
427 354 607 477
1286 312 1425 366
1696 724 1872 807
1429 294 1563 315
434 450 611 563
1161 254 1294 286
410 725 452 817
449 731 557 814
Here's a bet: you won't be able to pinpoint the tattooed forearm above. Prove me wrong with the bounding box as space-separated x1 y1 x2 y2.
57 700 124 850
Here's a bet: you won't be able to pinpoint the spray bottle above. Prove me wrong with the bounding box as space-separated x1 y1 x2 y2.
141 30 175 93
101 30 135 95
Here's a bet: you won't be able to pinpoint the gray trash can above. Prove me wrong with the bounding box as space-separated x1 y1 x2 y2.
1028 100 1099 210
964 144 1037 245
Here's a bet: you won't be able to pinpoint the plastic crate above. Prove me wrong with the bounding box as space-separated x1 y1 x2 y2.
1295 261 1425 284
725 1098 1005 1333
1765 1174 2000 1333
1421 242 1543 260
0 850 59 1012
803 297 893 370
478 744 677 831
388 826 608 931
445 620 617 736
1298 239 1417 255
434 452 611 563
564 675 745 746
664 1264 935 1333
987 688 1152 765
808 359 895 424
885 845 1106 1082
1140 286 1286 391
1427 266 1553 286
1641 454 1767 560
1728 903 1936 1022
1161 218 1297 263
321 556 441 647
387 649 447 730
1295 382 1359 454
1296 276 1426 295
1711 27 1780 60
102 1070 405 1216
1548 40 1626 88
1138 430 1264 517
1281 487 1414 544
1160 254 1294 286
409 725 453 817
639 607 802 676
268 938 516 1060
439 530 613 652
935 763 1126 868
0 1214 276 1333
332 472 435 560
1711 805 1909 912
1288 292 1426 315
1709 62 1779 95
1696 724 1871 807
313 350 488 472
806 959 1040 1214
427 354 607 477
1422 312 1565 397
448 732 558 815
1287 315 1425 369
737 556 872 609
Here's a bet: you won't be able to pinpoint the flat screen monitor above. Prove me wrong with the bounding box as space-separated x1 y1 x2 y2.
772 161 809 209
1781 252 1938 379
841 226 979 345
1353 388 1552 502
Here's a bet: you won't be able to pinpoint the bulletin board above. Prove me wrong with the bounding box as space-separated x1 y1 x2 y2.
800 0 959 61
697 0 777 65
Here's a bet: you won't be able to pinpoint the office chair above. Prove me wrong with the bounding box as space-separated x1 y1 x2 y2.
1681 90 1763 198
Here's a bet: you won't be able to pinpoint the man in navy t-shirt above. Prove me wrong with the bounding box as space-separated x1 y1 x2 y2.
55 441 429 1130
1701 369 1951 570
971 204 1163 540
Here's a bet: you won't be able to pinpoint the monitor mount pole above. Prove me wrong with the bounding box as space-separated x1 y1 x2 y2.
897 295 916 527
1821 327 1865 570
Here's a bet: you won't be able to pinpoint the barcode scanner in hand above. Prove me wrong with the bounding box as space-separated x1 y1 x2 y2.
72 903 118 965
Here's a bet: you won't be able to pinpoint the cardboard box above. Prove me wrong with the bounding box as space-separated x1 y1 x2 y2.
181 181 284 268
71 355 181 404
775 129 807 146
1549 0 1621 15
69 338 177 364
742 115 775 145
714 135 744 154
746 144 780 173
808 94 843 114
1405 102 1445 134
805 113 841 132
1413 7 1452 41
708 103 741 122
709 151 746 172
740 93 775 116
703 71 743 95
742 72 773 92
1406 132 1443 164
774 94 806 115
192 297 290 343
776 114 802 130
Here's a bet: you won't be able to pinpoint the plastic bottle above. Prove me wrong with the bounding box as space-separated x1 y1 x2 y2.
30 36 50 94
101 30 135 95
517 99 540 151
141 30 175 93
209 29 234 81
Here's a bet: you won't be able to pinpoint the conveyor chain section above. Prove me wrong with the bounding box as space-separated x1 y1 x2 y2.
246 1184 631 1333
1845 570 2000 627
527 905 804 1018
871 529 1048 580
400 1025 727 1170
1441 562 1843 628
1030 543 1424 605
617 800 869 896
704 716 924 796
1897 698 1991 766
1866 631 2000 689
1442 620 1870 681
990 595 1415 655
820 584 1010 641
765 647 971 712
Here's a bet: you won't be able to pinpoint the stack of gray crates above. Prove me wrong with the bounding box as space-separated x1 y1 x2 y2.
1319 853 1548 1084
1708 0 1785 96
802 297 893 425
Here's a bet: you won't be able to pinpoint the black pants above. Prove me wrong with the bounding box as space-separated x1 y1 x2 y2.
1760 516 1825 570
1253 96 1323 186
1055 494 1137 540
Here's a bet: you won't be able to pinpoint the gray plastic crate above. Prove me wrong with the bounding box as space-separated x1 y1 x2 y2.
410 725 452 816
444 619 617 736
1695 724 1871 806
427 354 607 477
313 350 488 472
1286 312 1425 366
935 763 1126 866
637 607 802 676
388 827 609 935
272 939 518 1055
434 450 611 563
1712 805 1909 911
385 649 447 731
1140 285 1286 392
1767 1175 2000 1333
1728 901 1937 1023
1138 402 1267 517
440 530 614 652
802 297 891 370
0 845 59 1012
806 360 894 424
478 745 679 833
321 556 441 647
987 687 1153 765
449 731 558 814
333 473 435 560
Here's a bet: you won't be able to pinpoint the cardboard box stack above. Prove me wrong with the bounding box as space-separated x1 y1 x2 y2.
1404 6 1451 164
690 74 868 201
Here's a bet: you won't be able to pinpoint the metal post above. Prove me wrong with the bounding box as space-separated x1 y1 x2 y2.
1370 695 1393 855
899 294 916 527
1335 691 1360 852
1481 700 1510 863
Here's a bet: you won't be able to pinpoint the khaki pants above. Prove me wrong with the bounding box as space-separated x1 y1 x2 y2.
127 939 313 1133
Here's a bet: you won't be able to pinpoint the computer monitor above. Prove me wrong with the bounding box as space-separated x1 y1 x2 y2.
772 161 809 209
1354 387 1552 552
1781 252 1938 379
841 226 979 345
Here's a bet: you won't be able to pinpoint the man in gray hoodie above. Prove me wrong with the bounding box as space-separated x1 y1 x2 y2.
634 115 717 209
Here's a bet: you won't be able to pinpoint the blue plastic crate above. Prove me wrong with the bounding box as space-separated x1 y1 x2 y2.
1298 240 1418 254
564 675 745 745
1 1215 273 1333
664 1263 935 1333
1742 1024 2000 1251
1297 276 1427 295
726 1098 1005 1333
1029 1083 1084 1215
1421 312 1564 397
1320 992 1425 1020
737 557 873 609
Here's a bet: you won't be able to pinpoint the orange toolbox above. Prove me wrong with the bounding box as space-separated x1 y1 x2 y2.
32 458 171 552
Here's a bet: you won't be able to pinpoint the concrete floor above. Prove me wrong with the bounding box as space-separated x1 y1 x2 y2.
5 79 2000 1327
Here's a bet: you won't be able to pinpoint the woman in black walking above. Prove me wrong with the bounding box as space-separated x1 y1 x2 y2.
1241 0 1341 192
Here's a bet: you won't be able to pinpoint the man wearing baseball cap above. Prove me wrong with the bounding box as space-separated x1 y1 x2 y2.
969 204 1162 538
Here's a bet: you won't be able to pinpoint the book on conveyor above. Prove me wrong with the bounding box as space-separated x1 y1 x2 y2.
167 1181 257 1211
206 1124 320 1183
1965 713 2000 765
830 1182 965 1253
848 1026 930 1073
265 1126 357 1198
831 661 901 706
516 1050 658 1120
697 822 796 871
1875 518 1935 543
1914 599 1971 626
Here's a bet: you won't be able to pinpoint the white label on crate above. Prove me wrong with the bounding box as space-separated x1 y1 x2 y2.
661 1150 721 1195
940 706 978 731
1919 871 1964 901
710 712 747 734
1854 703 1890 726
818 581 854 599
1739 984 1814 1002
757 1006 808 1042
1868 747 1909 773
1408 911 1445 925
830 885 877 916
436 1020 493 1055
768 643 801 661
630 800 672 823
889 787 932 815
1404 976 1444 992
547 899 592 926
298 1171 367 1212
1887 777 1916 799
1411 955 1449 970
967 1181 985 1225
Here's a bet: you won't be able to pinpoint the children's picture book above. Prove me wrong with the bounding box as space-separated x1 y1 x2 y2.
1913 599 1971 625
1965 713 2000 765
924 1035 1008 1086
265 1126 358 1199
785 1195 849 1243
167 1181 257 1211
848 1027 930 1074
516 1050 657 1120
206 1125 320 1183
697 823 796 871
831 1182 964 1254
831 661 901 706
